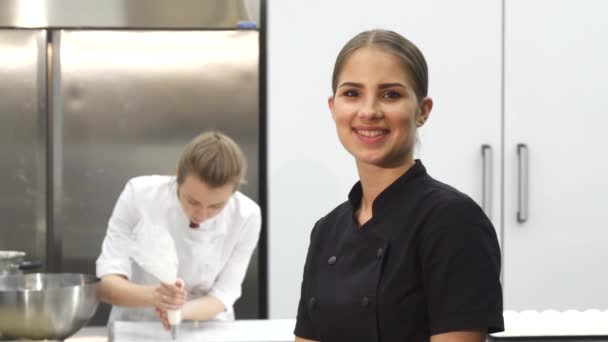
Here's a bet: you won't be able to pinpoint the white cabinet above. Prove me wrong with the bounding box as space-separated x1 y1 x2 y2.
415 4 502 228
503 0 608 311
268 0 608 318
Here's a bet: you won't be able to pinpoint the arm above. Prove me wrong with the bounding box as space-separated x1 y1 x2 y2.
96 180 185 311
97 273 186 311
97 274 154 307
183 209 261 320
421 197 504 337
181 294 225 321
430 331 485 342
293 222 321 341
295 337 318 342
96 180 141 304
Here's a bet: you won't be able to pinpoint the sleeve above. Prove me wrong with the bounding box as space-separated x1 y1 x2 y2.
208 208 262 310
294 221 320 340
96 179 140 279
420 196 504 335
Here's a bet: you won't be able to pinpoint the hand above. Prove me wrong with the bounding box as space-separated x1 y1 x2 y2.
155 307 170 331
152 279 186 311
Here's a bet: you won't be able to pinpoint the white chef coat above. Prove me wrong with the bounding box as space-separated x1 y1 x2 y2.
96 175 261 324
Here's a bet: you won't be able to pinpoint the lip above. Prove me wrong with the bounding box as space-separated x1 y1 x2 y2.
352 127 389 144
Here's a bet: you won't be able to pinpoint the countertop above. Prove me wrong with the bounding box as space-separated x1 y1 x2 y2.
67 319 296 342
64 320 608 342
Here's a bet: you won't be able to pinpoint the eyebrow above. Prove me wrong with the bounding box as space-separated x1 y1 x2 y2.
187 196 201 205
338 82 408 89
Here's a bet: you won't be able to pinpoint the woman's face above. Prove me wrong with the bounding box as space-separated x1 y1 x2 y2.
177 174 235 225
329 47 432 168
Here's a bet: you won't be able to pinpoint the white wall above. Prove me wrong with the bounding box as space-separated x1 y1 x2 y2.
267 0 355 319
267 0 501 318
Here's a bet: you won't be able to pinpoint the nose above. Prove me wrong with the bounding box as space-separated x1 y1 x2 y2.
358 96 381 120
194 207 209 222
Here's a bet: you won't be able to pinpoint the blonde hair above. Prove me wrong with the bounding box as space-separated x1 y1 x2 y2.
176 131 247 188
331 29 428 101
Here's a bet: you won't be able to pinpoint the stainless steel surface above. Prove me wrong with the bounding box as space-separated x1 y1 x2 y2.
481 144 493 217
51 30 260 324
0 273 100 341
47 29 61 274
1 27 261 325
0 29 47 269
516 143 528 223
0 0 260 29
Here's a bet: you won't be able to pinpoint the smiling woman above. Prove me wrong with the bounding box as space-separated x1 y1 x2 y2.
329 46 430 171
95 131 261 330
294 30 504 342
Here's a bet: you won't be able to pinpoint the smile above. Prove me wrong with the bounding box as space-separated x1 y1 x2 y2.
352 128 389 143
354 129 388 137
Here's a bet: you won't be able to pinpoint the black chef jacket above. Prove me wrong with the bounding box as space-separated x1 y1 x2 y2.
294 160 504 342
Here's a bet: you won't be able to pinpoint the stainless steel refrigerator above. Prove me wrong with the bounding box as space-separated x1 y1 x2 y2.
0 1 262 325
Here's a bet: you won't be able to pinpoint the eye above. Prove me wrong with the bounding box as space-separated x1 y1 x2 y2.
188 199 199 206
342 89 359 97
382 90 402 99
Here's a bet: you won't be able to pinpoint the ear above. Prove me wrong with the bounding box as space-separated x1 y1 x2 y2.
328 95 336 121
416 96 433 127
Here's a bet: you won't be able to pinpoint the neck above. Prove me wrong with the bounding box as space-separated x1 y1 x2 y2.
356 157 416 214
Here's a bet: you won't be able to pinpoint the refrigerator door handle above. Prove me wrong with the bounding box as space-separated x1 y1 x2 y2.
517 143 529 223
481 144 493 218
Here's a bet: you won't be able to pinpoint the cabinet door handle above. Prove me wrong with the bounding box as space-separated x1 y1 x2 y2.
481 144 493 217
517 143 529 223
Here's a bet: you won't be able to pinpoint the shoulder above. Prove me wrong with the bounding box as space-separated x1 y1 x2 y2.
415 176 494 236
309 201 351 242
418 176 483 217
124 175 176 201
229 191 261 218
414 184 500 263
414 179 501 268
222 192 261 234
126 175 175 190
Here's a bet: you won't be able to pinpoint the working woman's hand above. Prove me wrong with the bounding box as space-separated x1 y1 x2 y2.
152 279 186 311
155 307 170 330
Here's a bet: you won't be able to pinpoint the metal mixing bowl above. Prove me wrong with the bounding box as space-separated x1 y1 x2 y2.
0 273 100 340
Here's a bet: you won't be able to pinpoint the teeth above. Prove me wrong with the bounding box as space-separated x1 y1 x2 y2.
357 130 385 137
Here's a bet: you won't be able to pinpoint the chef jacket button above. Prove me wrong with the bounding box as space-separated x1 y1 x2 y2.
309 297 317 309
361 296 370 307
377 248 383 258
328 256 337 265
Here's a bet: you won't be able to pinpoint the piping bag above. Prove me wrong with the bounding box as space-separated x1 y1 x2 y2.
130 223 182 340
